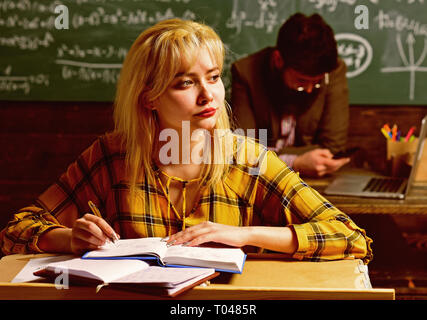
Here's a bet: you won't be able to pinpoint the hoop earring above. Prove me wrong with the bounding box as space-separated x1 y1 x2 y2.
150 109 157 128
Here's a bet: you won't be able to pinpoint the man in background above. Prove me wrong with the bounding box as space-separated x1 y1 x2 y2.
231 13 350 177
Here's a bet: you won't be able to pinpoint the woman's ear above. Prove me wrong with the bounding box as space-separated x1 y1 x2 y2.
148 99 157 110
140 95 157 111
271 49 284 69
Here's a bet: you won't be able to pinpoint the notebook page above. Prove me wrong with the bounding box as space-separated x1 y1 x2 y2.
12 255 75 283
113 266 215 286
165 271 214 296
164 245 245 269
46 258 150 283
84 237 168 259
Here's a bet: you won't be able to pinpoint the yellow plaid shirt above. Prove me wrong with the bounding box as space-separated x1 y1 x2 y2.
0 132 372 263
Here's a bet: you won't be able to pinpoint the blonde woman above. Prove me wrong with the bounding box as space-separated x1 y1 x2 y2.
0 19 372 263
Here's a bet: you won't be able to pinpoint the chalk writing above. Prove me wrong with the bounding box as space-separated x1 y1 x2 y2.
307 0 357 12
381 32 427 100
0 0 426 104
376 9 427 37
374 8 427 100
0 31 54 50
0 14 55 29
336 33 373 78
307 0 424 13
73 0 192 4
59 64 121 84
57 44 128 60
70 7 196 28
0 68 49 95
226 0 279 35
0 0 62 13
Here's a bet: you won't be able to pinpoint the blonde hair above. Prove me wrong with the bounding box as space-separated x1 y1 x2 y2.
113 18 234 207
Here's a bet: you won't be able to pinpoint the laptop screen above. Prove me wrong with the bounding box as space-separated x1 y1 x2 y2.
405 115 427 196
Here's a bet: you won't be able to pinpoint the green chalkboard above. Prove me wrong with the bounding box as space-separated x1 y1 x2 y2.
0 0 426 105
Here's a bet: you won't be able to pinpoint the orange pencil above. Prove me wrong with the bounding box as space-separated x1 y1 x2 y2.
383 124 391 133
391 124 397 141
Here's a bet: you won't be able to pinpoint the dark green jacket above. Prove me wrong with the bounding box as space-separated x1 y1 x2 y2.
231 47 349 155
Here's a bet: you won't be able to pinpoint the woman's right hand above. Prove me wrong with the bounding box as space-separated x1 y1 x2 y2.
38 214 119 254
70 213 119 254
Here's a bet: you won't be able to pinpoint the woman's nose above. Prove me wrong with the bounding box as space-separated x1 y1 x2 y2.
197 85 213 105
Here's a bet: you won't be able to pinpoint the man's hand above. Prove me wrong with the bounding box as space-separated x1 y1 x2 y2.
292 148 350 177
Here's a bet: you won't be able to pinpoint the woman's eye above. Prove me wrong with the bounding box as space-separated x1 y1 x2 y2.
175 80 193 88
210 74 220 82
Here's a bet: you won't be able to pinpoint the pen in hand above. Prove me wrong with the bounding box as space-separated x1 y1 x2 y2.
88 201 120 244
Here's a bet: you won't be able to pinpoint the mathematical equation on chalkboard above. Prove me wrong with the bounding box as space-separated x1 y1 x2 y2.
0 0 284 100
0 0 426 104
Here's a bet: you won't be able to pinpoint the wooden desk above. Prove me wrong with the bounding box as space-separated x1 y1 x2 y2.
0 254 394 300
305 168 427 215
305 169 427 299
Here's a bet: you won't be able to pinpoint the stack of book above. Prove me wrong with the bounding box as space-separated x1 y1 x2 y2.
34 237 246 297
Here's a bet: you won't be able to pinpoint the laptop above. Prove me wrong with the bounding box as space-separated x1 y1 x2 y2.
324 115 427 199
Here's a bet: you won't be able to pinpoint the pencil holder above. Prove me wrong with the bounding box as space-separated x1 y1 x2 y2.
386 138 427 181
386 138 418 178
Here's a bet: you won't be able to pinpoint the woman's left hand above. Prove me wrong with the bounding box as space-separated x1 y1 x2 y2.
166 221 249 248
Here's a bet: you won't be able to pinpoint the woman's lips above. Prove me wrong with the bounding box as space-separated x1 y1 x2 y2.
195 108 216 118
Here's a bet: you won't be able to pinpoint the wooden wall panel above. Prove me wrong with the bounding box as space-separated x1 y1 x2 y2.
0 133 100 180
0 101 114 229
0 102 114 134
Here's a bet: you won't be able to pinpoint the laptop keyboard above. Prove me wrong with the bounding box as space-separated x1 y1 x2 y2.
363 177 405 193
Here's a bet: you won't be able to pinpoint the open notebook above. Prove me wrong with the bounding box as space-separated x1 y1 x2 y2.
34 258 218 297
325 115 427 199
82 237 247 274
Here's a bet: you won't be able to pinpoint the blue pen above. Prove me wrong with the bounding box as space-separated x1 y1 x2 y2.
396 131 401 141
